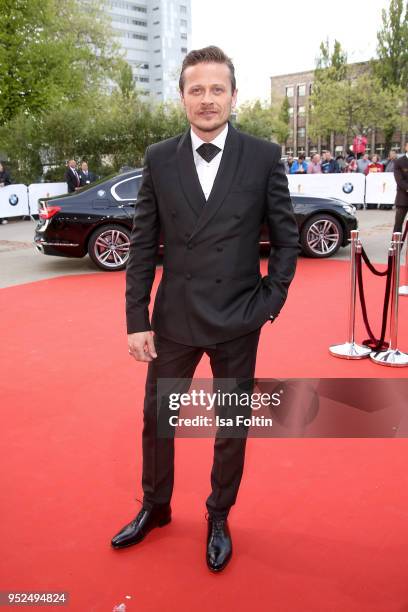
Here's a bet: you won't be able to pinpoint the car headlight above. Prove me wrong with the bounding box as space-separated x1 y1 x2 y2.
342 204 356 216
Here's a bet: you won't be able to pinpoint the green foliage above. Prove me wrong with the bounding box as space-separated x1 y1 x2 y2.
309 30 407 154
0 0 119 124
236 99 289 144
0 89 189 183
315 39 348 82
374 0 408 89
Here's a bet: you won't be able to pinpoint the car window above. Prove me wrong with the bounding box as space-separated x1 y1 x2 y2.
111 175 142 201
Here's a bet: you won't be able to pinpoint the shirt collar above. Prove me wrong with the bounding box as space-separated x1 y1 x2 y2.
190 122 229 154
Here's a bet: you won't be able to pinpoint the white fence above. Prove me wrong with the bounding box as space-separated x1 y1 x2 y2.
0 175 400 219
0 183 67 218
287 173 366 205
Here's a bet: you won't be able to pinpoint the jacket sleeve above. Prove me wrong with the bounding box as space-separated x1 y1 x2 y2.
262 147 300 319
394 161 408 192
125 146 160 333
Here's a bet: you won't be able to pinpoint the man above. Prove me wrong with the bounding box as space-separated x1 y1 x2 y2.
357 153 370 174
284 154 294 174
307 153 322 174
385 150 398 173
111 46 299 572
78 161 96 186
290 153 308 174
64 160 81 193
393 142 408 233
321 150 340 174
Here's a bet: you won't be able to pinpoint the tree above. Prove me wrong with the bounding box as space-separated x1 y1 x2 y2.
0 0 119 124
374 0 408 90
236 100 287 143
373 0 408 153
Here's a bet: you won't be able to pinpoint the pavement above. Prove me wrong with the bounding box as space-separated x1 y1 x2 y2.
0 209 402 289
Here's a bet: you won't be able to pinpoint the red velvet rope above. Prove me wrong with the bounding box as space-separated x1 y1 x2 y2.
361 247 389 276
356 250 392 352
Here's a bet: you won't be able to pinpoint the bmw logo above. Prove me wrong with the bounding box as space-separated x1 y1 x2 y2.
342 182 354 194
9 194 19 206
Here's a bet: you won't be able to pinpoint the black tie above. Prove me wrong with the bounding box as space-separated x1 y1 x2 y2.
196 143 221 163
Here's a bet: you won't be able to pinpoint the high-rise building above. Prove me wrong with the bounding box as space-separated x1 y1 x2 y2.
106 0 192 102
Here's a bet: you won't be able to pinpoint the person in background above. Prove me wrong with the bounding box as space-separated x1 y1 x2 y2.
307 153 322 174
393 142 408 233
64 160 81 193
384 150 398 173
321 150 340 174
78 161 96 187
284 154 294 174
0 162 12 225
345 154 358 172
336 155 347 172
364 154 383 175
290 153 308 174
357 153 370 173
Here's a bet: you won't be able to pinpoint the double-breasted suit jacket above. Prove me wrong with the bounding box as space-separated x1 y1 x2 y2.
126 122 300 346
394 154 408 208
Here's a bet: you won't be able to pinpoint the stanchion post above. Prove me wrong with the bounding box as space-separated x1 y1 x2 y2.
399 227 408 296
371 232 408 367
329 230 371 359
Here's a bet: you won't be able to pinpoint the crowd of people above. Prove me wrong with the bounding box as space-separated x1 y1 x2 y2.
284 150 399 175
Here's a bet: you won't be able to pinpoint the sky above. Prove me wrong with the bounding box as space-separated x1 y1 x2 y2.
191 0 391 105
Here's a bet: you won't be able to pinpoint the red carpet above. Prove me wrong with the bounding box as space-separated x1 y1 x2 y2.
1 258 408 611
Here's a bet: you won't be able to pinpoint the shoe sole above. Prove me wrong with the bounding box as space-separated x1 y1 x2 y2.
111 516 171 549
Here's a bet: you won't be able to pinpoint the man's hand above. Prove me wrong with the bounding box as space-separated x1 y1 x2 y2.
128 331 157 362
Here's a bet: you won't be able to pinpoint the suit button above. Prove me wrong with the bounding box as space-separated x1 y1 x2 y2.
216 246 223 252
187 243 193 249
186 273 192 280
215 278 222 283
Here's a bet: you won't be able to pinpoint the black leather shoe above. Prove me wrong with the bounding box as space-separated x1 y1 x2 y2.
206 517 232 572
111 505 171 549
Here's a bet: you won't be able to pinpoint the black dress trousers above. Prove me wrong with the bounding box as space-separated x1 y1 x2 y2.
141 326 262 519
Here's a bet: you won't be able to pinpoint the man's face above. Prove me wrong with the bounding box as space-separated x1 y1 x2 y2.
314 154 320 163
363 154 369 160
180 62 237 138
390 151 397 159
69 160 77 169
81 162 88 172
324 152 331 160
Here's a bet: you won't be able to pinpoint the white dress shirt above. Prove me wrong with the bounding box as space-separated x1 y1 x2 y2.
190 123 228 200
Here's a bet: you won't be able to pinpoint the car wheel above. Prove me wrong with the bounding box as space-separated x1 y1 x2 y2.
300 215 343 258
88 224 131 271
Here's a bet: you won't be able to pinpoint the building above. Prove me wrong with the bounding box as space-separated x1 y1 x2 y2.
270 63 405 158
107 0 192 102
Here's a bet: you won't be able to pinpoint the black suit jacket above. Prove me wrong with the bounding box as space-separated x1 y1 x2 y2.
79 170 96 186
64 167 80 193
394 155 408 208
126 123 299 346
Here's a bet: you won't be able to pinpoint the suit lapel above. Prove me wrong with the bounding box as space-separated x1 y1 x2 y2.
176 129 206 217
189 123 241 239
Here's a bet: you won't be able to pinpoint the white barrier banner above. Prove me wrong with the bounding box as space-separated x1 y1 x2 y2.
28 182 68 215
287 173 366 205
365 173 396 205
0 184 30 218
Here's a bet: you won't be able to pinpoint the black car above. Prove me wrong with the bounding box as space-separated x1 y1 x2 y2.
34 170 357 271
